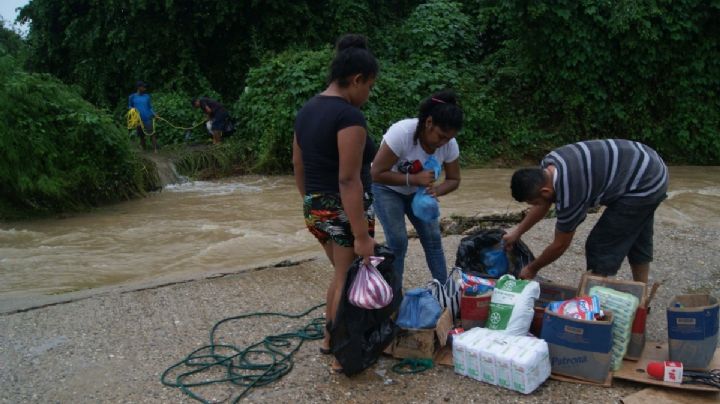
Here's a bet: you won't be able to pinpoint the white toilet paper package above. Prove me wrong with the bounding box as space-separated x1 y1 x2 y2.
452 328 550 394
588 286 639 370
487 275 540 335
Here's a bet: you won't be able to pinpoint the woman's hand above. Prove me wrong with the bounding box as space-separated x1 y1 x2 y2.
412 170 436 187
353 233 375 264
424 184 438 198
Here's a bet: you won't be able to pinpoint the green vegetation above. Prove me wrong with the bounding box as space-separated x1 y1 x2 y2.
235 0 720 170
2 0 719 217
18 0 419 107
479 0 720 164
174 141 254 179
0 53 152 219
232 48 332 173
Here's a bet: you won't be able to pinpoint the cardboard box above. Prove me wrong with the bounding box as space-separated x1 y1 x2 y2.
667 294 719 370
530 281 577 337
389 308 453 359
621 386 719 404
578 273 659 361
460 290 492 329
614 342 720 393
541 307 614 384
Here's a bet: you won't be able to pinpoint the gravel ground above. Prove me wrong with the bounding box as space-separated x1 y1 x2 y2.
1 215 719 403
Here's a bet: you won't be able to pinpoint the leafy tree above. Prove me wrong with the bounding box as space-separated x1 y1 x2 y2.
233 48 331 172
0 54 148 219
18 0 420 107
480 0 720 163
0 19 28 64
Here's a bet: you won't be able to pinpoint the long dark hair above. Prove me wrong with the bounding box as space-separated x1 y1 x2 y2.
329 34 379 87
413 90 463 144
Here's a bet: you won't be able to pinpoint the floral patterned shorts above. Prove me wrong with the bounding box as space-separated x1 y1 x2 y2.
303 192 375 247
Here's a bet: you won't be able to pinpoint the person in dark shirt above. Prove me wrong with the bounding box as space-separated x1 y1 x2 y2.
191 97 230 144
293 34 378 373
504 139 669 283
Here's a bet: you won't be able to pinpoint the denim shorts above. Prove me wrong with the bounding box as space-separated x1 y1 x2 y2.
303 192 374 247
585 198 664 276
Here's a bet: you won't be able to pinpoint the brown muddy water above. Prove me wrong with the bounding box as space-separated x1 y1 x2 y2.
1 167 718 306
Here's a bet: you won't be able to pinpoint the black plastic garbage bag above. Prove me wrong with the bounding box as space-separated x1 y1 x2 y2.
329 244 402 376
454 228 535 278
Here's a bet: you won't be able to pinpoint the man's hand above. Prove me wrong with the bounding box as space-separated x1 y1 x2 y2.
502 230 520 251
519 265 539 280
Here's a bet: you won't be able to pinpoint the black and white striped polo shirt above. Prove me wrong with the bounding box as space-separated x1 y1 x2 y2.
542 139 669 232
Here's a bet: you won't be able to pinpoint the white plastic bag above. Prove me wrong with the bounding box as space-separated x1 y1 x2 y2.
487 275 540 335
348 256 393 309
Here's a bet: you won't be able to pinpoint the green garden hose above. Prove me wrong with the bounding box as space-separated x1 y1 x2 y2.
391 358 434 374
161 303 325 403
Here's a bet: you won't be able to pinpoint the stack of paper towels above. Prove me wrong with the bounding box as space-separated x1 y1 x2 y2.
452 328 550 394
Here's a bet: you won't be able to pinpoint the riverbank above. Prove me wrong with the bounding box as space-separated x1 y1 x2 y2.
2 215 719 403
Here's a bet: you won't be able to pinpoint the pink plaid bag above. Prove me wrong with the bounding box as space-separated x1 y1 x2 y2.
348 256 393 309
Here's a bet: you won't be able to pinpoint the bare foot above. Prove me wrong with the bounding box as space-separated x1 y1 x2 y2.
320 335 331 354
330 359 343 374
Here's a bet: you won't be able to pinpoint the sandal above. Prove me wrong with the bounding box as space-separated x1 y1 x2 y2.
330 365 344 374
319 347 331 355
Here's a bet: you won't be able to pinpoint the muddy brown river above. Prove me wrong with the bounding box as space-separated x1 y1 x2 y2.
1 167 718 307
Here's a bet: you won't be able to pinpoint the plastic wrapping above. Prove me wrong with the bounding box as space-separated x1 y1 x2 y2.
455 229 534 278
396 287 443 329
348 256 393 309
589 286 639 370
460 272 496 295
411 156 441 222
452 328 550 394
547 296 602 321
329 245 402 376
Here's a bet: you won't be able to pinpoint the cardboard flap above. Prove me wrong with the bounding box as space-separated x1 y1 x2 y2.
669 294 719 310
537 281 577 302
435 308 453 346
614 342 720 392
579 273 648 306
621 387 719 404
646 281 662 305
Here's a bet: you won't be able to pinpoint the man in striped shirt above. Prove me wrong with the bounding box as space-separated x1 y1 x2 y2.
504 139 668 283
